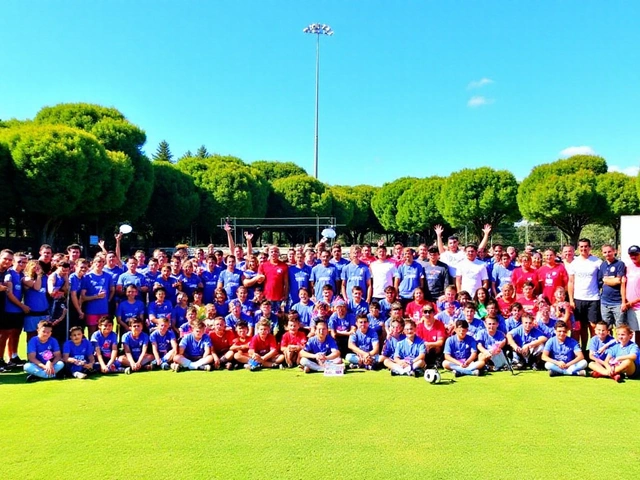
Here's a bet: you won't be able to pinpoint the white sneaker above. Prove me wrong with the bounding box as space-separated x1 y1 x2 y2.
73 371 87 379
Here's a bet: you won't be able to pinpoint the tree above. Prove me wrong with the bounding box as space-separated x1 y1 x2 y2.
518 155 608 245
440 167 519 238
371 177 417 232
152 140 173 162
269 175 333 217
251 160 307 182
0 124 131 244
176 156 269 238
596 172 640 246
178 150 193 161
34 103 153 222
196 145 210 158
143 162 201 242
345 185 381 244
396 177 446 241
0 142 17 215
329 186 355 229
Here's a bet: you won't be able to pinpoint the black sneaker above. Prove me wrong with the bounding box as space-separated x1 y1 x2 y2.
414 368 425 378
391 370 400 376
11 356 25 367
549 370 561 377
454 371 462 378
26 374 40 383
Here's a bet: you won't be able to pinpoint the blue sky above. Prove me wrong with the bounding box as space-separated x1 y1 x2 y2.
2 1 639 186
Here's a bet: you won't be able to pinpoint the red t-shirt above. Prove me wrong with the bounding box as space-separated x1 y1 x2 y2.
405 300 435 323
232 336 250 353
537 263 569 302
249 333 278 355
511 268 540 294
258 261 289 301
497 297 516 317
416 320 446 343
281 331 308 348
209 330 235 355
516 295 538 316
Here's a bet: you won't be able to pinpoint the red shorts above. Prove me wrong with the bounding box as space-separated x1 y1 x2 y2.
85 314 106 327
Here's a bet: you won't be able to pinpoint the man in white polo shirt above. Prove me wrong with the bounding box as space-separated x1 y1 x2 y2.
436 224 492 279
567 238 602 349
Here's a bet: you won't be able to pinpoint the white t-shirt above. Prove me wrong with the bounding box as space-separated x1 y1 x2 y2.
441 250 465 278
456 259 488 297
370 260 397 298
568 255 602 301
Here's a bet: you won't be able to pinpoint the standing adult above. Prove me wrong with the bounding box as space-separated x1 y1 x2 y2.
599 244 625 329
455 244 489 298
510 253 540 295
621 245 640 342
341 245 372 302
537 248 569 303
567 238 602 348
422 246 451 302
436 224 492 279
257 245 289 313
369 245 396 303
393 248 425 307
309 250 339 301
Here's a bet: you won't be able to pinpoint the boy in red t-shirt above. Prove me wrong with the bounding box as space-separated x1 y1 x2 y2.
230 321 251 368
209 316 236 370
280 312 308 368
247 319 285 371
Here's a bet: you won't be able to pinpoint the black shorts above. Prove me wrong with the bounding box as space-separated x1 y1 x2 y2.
0 312 24 330
574 299 600 325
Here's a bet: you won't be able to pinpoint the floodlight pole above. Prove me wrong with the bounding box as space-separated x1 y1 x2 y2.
303 23 333 179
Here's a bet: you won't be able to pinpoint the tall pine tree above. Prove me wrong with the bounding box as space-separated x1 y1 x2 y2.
152 140 173 162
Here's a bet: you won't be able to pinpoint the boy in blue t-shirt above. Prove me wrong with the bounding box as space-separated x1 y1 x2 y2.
62 326 95 379
587 321 616 370
541 320 587 377
150 317 178 370
24 320 65 382
589 324 640 382
299 319 342 373
443 320 485 377
476 316 508 371
389 319 427 376
507 313 548 370
118 318 153 374
172 320 215 371
346 313 380 369
91 316 122 373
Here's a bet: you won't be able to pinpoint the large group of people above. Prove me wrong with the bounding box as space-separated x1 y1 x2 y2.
1 223 639 383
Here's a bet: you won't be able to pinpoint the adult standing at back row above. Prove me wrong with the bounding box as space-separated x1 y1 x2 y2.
567 238 602 349
435 224 493 279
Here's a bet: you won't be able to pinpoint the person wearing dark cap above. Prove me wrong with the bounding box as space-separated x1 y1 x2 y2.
423 246 452 302
622 245 640 341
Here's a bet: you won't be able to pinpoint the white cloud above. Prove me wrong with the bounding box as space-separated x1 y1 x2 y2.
468 78 494 89
608 165 640 176
559 146 596 157
467 96 494 108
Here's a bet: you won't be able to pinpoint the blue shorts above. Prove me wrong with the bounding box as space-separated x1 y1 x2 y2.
25 315 49 333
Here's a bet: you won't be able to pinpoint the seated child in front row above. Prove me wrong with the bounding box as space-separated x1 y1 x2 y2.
443 319 485 377
172 320 214 372
62 326 95 379
118 318 154 374
150 316 178 370
589 324 640 382
246 319 285 371
280 312 308 368
587 321 615 370
90 316 121 373
24 320 65 382
541 320 587 377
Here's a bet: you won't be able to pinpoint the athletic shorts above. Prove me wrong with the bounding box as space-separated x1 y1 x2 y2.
574 299 600 325
25 315 49 333
85 314 106 327
0 312 24 330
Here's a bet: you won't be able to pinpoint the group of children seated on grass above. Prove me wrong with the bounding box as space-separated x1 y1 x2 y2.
23 283 640 383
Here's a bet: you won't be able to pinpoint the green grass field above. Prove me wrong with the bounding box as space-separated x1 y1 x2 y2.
1 367 639 480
